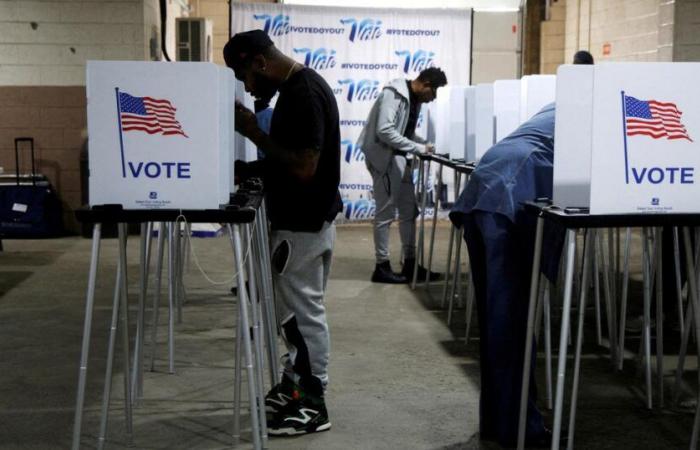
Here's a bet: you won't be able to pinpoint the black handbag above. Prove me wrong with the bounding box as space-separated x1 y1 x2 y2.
0 138 63 238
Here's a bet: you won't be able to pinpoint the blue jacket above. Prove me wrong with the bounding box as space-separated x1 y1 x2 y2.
450 102 556 222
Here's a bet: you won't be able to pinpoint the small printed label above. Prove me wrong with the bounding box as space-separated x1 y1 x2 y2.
12 203 28 213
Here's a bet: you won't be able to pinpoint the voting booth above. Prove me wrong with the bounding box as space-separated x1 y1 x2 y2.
493 79 522 142
234 79 259 164
435 85 475 161
520 75 556 123
475 83 495 161
87 61 235 210
553 63 700 214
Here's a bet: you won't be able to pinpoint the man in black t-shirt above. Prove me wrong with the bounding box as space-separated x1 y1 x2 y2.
224 30 341 437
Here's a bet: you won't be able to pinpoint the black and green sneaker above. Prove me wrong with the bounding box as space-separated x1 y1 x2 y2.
265 375 301 414
267 395 331 436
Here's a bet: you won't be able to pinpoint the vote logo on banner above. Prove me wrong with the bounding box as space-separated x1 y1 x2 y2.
342 197 376 219
341 139 364 163
337 79 380 102
394 50 436 74
253 14 290 36
293 47 337 70
340 18 382 42
621 91 694 185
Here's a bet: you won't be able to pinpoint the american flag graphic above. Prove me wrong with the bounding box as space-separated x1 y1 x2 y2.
624 94 692 142
118 91 188 137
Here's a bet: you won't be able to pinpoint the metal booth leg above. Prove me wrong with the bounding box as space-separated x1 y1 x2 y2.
441 170 463 309
97 250 125 449
567 229 595 448
72 223 103 450
551 228 578 450
254 211 279 386
130 223 149 405
412 157 430 289
167 223 176 374
149 221 166 371
654 227 664 407
116 223 134 443
243 223 269 447
618 228 632 370
425 162 443 288
517 215 545 450
228 223 263 450
641 228 653 409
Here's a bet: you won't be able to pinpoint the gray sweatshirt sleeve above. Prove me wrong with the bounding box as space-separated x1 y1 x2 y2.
375 90 426 154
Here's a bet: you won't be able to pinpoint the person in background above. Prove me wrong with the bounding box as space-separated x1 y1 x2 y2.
449 103 564 448
447 49 596 447
358 67 447 284
224 29 341 437
573 50 594 65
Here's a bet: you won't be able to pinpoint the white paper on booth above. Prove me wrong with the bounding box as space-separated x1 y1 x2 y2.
87 61 223 210
464 86 476 161
234 79 258 163
520 74 556 123
475 83 494 161
493 79 521 142
448 86 468 160
434 86 451 157
218 67 235 200
552 65 594 209
589 63 700 214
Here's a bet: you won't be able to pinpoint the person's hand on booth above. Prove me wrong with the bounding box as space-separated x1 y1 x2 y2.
235 101 261 139
425 143 435 154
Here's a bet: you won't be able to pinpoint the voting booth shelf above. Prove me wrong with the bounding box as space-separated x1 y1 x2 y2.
71 185 278 450
515 201 700 450
410 153 479 334
86 61 236 211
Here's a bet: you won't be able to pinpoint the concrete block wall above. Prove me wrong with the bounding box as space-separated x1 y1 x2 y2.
0 86 86 232
540 0 566 73
190 0 276 67
0 0 146 86
564 0 673 63
673 0 700 61
471 10 521 84
0 0 188 233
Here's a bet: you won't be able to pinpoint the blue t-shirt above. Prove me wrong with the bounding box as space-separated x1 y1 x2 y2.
255 107 273 160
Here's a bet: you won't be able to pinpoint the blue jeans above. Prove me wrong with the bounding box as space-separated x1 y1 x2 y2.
462 210 545 445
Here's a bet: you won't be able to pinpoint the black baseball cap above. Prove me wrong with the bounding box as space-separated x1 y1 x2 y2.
223 30 274 71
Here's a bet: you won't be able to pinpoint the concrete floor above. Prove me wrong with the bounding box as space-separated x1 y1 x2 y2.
0 223 697 449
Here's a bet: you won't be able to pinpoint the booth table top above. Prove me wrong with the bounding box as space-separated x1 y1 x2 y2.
523 200 700 229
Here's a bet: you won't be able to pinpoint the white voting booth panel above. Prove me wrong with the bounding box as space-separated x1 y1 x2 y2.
554 63 700 214
553 65 594 208
493 79 521 142
87 61 234 209
520 75 556 123
475 83 495 161
234 79 259 164
435 85 472 160
589 63 700 214
464 87 477 161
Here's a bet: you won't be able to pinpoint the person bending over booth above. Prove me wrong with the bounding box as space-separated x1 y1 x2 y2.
358 68 447 284
224 30 342 437
449 103 565 448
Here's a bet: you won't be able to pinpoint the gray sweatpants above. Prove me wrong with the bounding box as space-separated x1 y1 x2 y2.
270 221 335 395
369 155 419 264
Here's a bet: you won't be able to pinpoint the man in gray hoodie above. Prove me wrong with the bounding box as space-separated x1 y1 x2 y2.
358 68 447 283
